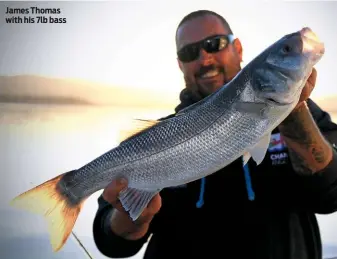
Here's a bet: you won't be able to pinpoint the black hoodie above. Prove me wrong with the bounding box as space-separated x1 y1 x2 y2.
93 89 337 259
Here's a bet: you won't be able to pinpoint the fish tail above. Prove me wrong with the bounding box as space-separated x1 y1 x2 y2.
10 172 85 252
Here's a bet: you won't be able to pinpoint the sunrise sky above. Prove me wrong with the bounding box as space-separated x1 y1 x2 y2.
0 1 336 99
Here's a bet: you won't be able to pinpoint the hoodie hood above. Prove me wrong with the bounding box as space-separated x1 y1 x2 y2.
174 88 203 113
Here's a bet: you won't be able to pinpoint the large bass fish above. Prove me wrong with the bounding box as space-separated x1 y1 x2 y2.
10 27 325 252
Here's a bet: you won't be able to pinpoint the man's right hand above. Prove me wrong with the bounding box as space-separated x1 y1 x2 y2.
102 178 162 240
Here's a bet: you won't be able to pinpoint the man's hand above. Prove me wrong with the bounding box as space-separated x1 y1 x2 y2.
294 67 317 110
102 178 161 240
279 67 333 174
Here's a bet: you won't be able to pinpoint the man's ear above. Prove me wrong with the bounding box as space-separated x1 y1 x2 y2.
233 38 243 62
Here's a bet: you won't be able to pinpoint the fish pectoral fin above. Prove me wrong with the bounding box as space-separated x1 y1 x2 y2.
247 132 271 166
118 119 160 143
118 187 161 221
233 102 267 117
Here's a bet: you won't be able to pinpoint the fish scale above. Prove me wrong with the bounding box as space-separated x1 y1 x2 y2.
72 96 233 185
125 111 264 188
81 102 271 196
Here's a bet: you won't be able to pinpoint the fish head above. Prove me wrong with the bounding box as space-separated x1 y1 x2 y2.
251 27 325 107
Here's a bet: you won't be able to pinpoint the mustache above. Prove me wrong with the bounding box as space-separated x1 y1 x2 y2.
195 65 225 77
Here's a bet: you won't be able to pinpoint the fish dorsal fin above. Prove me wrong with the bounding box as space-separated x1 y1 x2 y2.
118 119 160 143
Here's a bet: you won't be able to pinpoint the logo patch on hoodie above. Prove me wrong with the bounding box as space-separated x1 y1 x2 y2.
268 133 289 165
268 133 287 152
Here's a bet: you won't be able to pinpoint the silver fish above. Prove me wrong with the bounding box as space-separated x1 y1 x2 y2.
10 27 325 252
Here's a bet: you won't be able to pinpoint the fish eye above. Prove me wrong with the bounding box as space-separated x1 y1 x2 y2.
281 44 292 54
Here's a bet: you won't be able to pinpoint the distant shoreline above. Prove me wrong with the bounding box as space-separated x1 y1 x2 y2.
0 75 180 109
0 96 94 106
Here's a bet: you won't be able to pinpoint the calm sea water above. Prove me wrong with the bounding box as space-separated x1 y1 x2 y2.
0 103 171 259
0 103 336 259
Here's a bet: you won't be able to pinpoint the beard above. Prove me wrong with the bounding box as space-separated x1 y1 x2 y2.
184 66 226 100
184 62 242 100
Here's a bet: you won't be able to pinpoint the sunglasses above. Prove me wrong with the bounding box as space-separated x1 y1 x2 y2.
177 34 235 63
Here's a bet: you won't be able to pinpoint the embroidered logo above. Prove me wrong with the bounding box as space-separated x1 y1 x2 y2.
268 133 287 153
270 152 288 165
268 133 289 165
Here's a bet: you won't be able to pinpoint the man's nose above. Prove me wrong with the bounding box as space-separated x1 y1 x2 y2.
198 49 214 65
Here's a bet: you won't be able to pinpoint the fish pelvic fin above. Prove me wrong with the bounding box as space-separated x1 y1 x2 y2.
9 173 85 252
118 119 160 143
119 187 161 221
243 151 252 165
247 132 272 166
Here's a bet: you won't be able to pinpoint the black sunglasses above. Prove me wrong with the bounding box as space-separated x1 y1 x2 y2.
177 34 235 63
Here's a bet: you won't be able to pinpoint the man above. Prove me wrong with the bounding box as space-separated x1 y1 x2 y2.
93 10 337 259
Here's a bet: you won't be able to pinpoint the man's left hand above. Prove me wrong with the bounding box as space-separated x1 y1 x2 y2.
294 67 317 110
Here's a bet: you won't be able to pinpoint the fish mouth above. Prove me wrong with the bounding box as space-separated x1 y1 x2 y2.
264 97 292 106
300 27 325 59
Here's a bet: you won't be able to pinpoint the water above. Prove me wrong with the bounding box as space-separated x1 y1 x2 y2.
0 103 172 259
0 103 336 259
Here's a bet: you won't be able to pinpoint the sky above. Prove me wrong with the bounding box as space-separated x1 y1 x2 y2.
0 0 336 99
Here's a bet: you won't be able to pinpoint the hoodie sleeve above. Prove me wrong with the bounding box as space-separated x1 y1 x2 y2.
292 99 337 214
92 194 151 258
307 98 337 143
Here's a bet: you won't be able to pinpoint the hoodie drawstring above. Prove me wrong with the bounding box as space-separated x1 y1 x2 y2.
176 89 255 207
196 157 255 208
196 177 206 208
243 157 255 201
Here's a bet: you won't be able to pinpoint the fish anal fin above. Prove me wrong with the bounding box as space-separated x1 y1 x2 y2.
10 172 85 252
118 119 160 143
248 132 271 165
118 187 161 221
